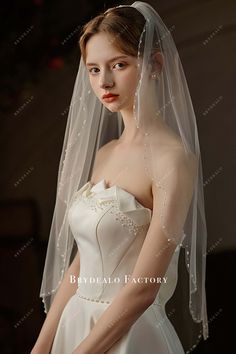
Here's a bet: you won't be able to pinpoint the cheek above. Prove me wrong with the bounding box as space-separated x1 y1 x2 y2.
115 66 136 83
89 77 100 96
121 70 139 95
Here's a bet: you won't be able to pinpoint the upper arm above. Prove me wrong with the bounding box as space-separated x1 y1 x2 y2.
126 150 197 303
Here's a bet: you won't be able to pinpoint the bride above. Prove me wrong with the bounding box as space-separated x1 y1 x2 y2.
31 2 209 353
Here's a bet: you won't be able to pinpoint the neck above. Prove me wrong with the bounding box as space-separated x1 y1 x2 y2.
118 106 140 144
118 105 165 145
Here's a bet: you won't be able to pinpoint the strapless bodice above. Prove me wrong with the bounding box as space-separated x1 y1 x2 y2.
67 179 181 307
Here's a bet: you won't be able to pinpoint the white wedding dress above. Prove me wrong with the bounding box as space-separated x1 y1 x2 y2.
50 179 185 354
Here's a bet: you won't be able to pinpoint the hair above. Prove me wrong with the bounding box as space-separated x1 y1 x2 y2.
78 6 146 64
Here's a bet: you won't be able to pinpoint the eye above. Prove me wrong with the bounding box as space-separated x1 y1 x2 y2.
113 62 126 70
88 67 100 75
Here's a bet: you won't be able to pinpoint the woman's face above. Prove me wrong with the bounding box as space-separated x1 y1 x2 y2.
85 31 140 112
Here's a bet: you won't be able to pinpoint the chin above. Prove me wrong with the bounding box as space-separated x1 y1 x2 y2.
103 102 122 113
108 100 131 113
107 106 120 113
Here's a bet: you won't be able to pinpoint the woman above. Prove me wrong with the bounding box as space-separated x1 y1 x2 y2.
31 2 209 353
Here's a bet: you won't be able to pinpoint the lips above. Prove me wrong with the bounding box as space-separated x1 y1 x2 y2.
102 93 119 99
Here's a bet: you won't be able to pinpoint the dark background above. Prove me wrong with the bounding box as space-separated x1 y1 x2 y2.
0 0 235 353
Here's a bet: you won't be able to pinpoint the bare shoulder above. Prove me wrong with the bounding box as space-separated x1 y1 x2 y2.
93 139 118 167
165 146 197 171
96 139 117 158
152 138 198 186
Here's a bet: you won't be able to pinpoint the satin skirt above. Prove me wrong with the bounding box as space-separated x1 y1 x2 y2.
51 291 185 354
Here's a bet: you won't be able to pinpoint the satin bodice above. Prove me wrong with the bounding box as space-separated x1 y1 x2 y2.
67 179 181 307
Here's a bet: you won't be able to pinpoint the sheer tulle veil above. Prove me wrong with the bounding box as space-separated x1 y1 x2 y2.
39 1 209 349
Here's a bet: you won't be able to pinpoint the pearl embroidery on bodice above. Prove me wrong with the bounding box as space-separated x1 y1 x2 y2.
71 179 152 237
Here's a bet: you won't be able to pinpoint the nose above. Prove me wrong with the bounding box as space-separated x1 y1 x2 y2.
99 70 114 89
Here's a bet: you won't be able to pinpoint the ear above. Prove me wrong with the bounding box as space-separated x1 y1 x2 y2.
151 51 164 75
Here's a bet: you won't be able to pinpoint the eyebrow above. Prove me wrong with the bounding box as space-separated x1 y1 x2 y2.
86 55 129 67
